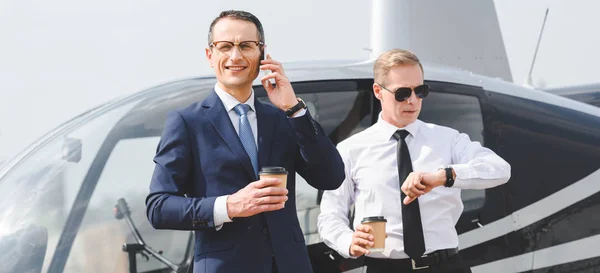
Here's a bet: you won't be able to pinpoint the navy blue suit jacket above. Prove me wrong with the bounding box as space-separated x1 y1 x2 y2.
146 90 345 273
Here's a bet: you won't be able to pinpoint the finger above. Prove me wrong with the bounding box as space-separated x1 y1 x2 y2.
421 178 437 190
260 72 283 87
410 175 426 195
402 185 415 197
353 237 374 247
261 54 280 66
256 195 288 205
353 231 374 241
350 245 370 256
256 203 286 213
409 179 426 195
421 184 432 194
401 180 409 194
415 181 427 190
409 186 425 196
412 172 423 187
260 64 286 79
404 195 417 205
260 64 281 73
401 174 413 192
257 186 288 197
356 224 372 234
255 178 283 188
261 77 274 93
260 59 287 79
410 187 425 196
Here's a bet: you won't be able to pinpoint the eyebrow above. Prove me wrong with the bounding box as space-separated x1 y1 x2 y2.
389 84 424 88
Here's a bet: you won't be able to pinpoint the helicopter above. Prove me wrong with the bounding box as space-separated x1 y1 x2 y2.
1 1 600 273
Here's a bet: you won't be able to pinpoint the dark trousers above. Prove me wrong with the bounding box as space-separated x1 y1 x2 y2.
365 253 472 273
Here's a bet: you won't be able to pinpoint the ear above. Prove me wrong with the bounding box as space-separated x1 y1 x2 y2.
373 83 382 101
205 47 213 67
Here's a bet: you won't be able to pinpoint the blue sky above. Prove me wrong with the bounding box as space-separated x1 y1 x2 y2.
0 0 599 163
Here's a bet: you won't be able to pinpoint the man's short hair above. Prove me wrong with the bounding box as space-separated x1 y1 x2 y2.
373 49 424 85
208 10 265 45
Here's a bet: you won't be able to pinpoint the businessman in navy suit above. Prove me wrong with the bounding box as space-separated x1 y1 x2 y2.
145 10 345 273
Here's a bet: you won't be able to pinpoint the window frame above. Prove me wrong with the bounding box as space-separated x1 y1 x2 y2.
421 83 487 212
254 79 378 205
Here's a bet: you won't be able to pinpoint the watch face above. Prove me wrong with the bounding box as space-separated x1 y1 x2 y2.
444 167 454 187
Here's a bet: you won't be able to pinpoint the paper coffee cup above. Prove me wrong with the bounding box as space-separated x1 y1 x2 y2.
258 166 288 189
361 216 387 253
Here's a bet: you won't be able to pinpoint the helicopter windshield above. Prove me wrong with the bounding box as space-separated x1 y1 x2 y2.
0 78 215 273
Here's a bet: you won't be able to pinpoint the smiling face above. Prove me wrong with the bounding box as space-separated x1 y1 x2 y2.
205 17 263 96
373 64 424 128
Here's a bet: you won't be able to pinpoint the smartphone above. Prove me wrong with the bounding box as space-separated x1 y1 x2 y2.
262 46 274 84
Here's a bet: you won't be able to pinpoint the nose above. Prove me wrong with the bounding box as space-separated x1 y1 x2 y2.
405 90 418 104
229 45 243 61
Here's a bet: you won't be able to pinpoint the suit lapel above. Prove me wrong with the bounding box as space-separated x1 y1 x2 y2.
255 99 277 171
203 91 256 180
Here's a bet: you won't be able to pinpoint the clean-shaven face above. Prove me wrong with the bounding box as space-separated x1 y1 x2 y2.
205 18 262 91
374 64 424 128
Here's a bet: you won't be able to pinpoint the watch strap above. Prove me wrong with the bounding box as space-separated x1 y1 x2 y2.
443 167 455 187
285 98 306 117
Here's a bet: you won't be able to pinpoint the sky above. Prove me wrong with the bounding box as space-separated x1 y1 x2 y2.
0 0 599 164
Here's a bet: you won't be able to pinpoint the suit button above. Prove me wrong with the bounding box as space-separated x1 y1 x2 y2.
310 120 319 135
262 228 269 235
193 220 207 228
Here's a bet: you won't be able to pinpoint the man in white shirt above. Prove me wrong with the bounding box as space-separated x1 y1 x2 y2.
317 49 511 273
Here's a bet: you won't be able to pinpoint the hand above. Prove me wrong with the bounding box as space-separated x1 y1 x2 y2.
260 54 298 111
349 224 375 257
226 177 288 218
401 170 446 205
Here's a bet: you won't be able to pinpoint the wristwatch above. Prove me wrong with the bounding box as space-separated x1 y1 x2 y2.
284 97 307 117
439 166 455 187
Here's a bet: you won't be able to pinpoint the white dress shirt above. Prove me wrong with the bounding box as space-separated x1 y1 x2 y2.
317 114 511 259
212 84 306 229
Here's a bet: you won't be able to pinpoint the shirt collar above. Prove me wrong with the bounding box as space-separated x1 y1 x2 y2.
374 112 421 142
214 83 256 113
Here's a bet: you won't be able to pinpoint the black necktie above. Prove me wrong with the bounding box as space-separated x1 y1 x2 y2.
392 129 426 259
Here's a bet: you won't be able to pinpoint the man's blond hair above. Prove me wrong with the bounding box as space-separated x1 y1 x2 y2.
373 49 423 85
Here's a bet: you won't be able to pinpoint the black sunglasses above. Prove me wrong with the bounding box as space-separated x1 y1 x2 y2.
377 83 430 102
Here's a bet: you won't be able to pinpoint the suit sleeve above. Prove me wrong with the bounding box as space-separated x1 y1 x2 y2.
145 110 218 230
288 109 345 190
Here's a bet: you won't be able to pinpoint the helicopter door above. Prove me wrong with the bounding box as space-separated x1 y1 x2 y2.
418 81 511 268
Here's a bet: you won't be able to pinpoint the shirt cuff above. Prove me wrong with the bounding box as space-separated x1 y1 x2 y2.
449 164 476 188
288 108 306 118
213 195 233 230
337 231 357 259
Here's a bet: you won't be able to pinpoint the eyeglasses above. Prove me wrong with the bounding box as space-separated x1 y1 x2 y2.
209 41 264 55
377 83 430 102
